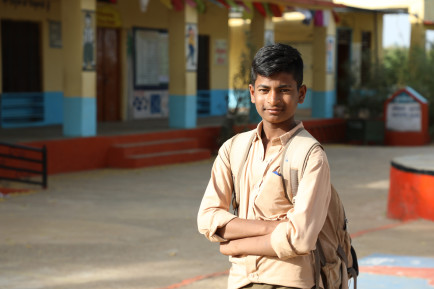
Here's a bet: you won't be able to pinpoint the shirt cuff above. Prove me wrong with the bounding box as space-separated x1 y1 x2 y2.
270 222 299 260
207 212 237 242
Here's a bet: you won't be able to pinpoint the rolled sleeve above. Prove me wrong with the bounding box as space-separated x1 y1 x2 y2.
270 146 331 259
197 139 237 242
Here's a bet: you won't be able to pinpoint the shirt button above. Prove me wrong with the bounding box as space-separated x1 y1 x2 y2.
249 273 259 280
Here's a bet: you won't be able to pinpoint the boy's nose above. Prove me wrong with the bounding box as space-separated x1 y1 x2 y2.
267 90 280 105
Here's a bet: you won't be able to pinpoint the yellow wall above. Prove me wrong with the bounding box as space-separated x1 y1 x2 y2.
0 1 63 93
199 3 229 90
101 0 170 29
274 19 314 43
274 20 314 88
229 21 250 90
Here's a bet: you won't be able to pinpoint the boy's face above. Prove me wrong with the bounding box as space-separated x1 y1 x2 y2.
249 72 306 128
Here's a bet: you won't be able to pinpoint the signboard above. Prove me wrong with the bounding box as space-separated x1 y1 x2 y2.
386 92 422 132
96 5 122 28
326 35 335 73
214 39 227 65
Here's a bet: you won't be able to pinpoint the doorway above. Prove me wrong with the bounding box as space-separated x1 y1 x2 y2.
336 29 352 105
97 27 121 122
1 20 42 92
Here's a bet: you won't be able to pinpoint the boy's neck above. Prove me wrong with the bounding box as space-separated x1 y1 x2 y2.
261 120 297 142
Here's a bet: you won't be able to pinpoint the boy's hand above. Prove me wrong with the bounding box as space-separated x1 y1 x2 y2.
219 234 278 257
216 218 286 241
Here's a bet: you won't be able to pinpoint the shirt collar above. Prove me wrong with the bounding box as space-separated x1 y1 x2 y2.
255 120 304 146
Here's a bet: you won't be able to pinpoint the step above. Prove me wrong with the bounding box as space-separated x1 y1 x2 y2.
114 148 211 168
110 138 198 155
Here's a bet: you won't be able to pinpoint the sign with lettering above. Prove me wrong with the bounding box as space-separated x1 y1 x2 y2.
2 0 51 11
386 92 421 132
214 39 227 65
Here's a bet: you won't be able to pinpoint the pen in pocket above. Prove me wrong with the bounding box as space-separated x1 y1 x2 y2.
273 170 282 176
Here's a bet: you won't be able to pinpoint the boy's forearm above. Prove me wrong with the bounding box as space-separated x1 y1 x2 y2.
216 218 281 240
220 234 277 257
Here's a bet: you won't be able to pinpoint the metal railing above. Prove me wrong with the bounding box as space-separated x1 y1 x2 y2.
0 142 47 188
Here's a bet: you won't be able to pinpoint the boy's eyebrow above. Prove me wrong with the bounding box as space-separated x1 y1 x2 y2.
257 84 294 88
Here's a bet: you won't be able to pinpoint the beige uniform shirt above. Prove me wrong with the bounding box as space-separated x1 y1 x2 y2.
197 121 331 289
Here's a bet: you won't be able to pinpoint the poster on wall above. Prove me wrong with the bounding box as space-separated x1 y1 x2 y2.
265 30 274 46
134 28 169 88
326 35 335 73
82 10 96 71
49 21 62 48
131 90 169 118
185 23 198 71
214 39 227 65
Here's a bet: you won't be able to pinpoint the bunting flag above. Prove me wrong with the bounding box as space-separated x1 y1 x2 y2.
207 0 224 8
269 3 282 17
225 0 238 8
236 0 250 12
159 0 173 9
237 0 253 19
216 0 230 8
171 0 184 11
185 0 197 7
295 8 313 25
253 2 266 17
314 10 330 27
332 10 340 23
195 0 206 13
263 3 273 17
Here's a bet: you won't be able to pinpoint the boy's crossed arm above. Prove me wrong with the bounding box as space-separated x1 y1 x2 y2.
217 218 283 257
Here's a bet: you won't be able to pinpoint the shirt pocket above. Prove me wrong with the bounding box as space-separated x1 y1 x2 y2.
253 169 293 220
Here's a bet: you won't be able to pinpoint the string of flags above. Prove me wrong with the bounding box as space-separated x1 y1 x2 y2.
156 0 339 25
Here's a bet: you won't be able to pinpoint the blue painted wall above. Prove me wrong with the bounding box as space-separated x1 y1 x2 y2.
169 94 197 128
311 89 336 118
63 97 96 137
0 92 63 128
210 89 228 116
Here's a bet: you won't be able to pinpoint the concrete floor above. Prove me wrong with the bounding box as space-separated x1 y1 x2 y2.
0 144 433 289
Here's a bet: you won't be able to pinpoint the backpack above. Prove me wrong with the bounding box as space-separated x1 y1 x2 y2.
229 128 359 289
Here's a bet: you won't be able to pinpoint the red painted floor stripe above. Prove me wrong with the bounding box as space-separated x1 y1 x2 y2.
361 266 434 286
156 270 229 289
350 220 412 238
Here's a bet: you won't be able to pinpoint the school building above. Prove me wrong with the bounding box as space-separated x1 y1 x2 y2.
0 0 432 137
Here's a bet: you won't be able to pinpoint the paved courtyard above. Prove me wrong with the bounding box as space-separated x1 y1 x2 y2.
0 144 433 289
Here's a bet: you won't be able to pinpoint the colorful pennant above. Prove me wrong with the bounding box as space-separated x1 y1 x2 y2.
185 0 197 7
253 2 266 17
269 3 282 17
206 0 224 8
195 0 206 13
159 0 173 9
171 0 184 11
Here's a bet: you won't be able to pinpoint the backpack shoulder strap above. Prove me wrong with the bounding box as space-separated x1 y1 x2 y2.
229 129 256 214
280 128 322 199
280 128 323 289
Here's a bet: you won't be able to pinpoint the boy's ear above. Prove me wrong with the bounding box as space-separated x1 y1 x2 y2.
249 84 256 103
298 85 307 104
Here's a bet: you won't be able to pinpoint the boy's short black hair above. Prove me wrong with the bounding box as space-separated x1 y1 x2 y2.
250 43 304 88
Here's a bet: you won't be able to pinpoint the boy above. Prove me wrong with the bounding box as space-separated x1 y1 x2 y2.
197 43 331 289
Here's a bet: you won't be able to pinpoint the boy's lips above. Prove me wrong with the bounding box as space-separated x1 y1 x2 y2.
265 107 283 114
